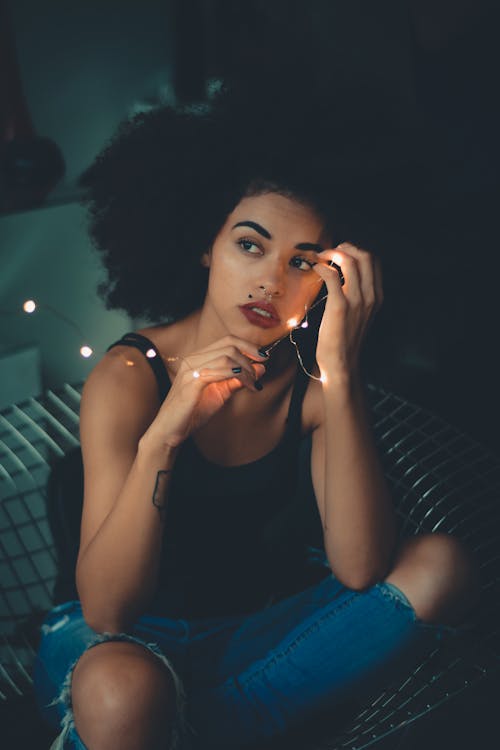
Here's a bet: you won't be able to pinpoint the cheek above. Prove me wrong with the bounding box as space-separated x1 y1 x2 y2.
302 275 325 308
282 280 320 326
207 258 239 294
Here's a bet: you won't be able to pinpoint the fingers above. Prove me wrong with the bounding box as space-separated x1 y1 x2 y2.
184 345 263 375
177 338 270 390
199 355 266 391
312 251 351 308
203 368 265 393
182 354 266 393
186 346 258 377
314 243 383 312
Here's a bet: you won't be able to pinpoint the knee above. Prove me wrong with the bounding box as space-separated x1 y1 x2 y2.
389 533 481 625
410 533 480 585
71 641 175 747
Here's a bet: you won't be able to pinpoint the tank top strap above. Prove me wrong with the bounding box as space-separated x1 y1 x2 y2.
106 332 171 402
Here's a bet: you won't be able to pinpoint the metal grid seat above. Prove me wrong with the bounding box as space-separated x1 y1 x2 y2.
315 385 500 749
0 383 82 700
0 381 499 748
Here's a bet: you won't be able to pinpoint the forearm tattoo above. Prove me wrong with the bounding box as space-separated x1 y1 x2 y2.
152 469 172 520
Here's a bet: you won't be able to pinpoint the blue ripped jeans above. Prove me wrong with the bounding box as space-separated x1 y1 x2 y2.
33 555 467 750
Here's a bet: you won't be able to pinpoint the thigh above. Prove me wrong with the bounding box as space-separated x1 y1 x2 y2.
186 561 456 749
187 569 349 690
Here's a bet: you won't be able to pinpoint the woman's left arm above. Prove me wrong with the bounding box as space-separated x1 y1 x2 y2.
310 243 397 590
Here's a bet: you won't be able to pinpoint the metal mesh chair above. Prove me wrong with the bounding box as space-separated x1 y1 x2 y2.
303 386 500 749
0 383 82 701
0 381 499 748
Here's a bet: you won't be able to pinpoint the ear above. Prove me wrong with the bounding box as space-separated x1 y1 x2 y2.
200 245 212 268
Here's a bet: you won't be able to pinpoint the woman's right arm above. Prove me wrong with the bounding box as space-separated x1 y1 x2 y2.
75 336 267 633
75 349 178 633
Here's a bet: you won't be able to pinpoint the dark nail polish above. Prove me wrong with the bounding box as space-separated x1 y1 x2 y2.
258 347 269 358
232 366 242 373
255 379 263 391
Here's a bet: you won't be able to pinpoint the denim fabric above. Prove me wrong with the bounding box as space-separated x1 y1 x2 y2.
34 552 467 750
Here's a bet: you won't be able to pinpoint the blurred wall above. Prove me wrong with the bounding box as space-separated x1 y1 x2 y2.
0 0 174 396
0 202 127 393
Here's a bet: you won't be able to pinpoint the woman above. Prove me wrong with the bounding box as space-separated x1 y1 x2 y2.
34 96 480 750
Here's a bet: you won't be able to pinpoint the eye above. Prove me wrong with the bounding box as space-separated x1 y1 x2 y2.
236 237 262 255
290 256 315 272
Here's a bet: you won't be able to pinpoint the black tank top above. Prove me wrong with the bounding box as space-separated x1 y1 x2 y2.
107 332 326 619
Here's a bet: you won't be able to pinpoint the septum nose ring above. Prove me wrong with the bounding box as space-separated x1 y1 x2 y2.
260 285 274 299
248 286 276 300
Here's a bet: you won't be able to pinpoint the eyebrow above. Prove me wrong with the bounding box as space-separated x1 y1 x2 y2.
232 221 324 253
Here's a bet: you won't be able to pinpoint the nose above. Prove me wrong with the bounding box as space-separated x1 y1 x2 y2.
258 260 286 298
259 285 278 301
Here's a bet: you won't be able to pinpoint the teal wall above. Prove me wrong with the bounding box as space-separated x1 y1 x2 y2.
0 202 128 391
0 0 174 399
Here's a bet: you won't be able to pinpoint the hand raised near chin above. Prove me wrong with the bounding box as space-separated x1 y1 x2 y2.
143 335 268 449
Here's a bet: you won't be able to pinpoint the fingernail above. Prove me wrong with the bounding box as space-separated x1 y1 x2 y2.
258 347 269 358
232 366 242 373
254 380 263 391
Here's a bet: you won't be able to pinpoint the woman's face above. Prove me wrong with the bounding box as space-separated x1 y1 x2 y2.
200 191 331 345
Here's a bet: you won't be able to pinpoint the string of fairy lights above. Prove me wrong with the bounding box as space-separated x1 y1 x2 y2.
10 259 343 385
20 299 94 358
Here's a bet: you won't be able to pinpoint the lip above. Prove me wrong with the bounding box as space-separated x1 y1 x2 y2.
239 301 281 328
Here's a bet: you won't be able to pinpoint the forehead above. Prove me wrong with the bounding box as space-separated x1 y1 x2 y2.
228 192 326 235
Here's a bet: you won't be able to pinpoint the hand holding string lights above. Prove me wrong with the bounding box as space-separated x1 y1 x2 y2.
247 253 346 382
247 243 383 385
310 243 384 383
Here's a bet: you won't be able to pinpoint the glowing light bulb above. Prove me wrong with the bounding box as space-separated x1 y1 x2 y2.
193 370 200 378
287 317 298 328
146 348 156 358
301 319 309 328
320 372 328 384
23 299 36 313
80 346 93 358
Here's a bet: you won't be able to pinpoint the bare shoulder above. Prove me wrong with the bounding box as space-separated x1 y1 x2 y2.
80 326 171 436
